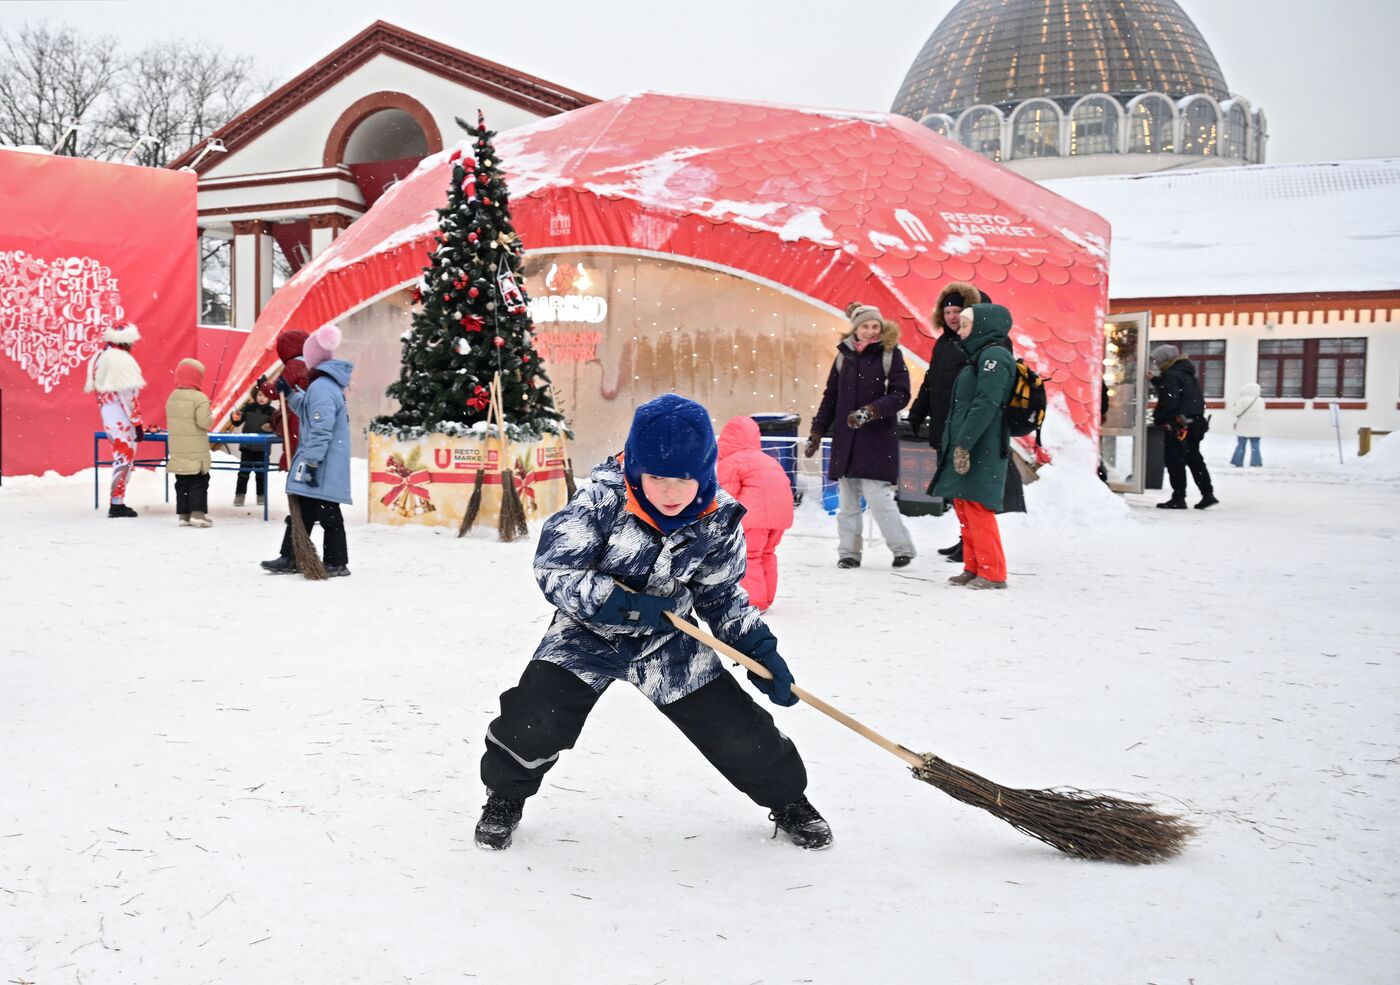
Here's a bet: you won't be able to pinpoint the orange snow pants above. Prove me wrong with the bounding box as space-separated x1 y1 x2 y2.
953 499 1007 582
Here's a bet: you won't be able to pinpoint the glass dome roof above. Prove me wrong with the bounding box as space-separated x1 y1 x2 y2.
892 0 1230 120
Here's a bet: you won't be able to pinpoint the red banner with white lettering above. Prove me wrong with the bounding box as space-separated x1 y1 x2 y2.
0 150 196 477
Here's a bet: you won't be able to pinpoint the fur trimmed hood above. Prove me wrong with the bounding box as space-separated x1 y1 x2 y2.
84 345 146 394
932 281 982 331
840 318 902 352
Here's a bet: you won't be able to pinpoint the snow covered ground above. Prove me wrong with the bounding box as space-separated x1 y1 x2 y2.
2 434 1397 984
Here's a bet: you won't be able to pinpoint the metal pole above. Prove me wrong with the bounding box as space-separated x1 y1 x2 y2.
1331 403 1344 465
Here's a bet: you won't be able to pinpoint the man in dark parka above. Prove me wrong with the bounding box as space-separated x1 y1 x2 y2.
1150 343 1217 510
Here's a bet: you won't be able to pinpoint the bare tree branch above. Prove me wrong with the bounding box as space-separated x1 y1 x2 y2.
0 22 121 154
0 23 269 165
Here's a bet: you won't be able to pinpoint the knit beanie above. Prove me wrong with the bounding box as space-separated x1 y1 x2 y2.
302 324 342 369
1150 344 1180 368
846 302 883 330
623 393 718 532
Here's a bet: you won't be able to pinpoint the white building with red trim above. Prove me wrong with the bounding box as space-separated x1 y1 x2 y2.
174 21 593 335
1048 160 1400 440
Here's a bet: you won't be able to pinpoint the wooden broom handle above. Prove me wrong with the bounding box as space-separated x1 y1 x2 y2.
612 582 923 769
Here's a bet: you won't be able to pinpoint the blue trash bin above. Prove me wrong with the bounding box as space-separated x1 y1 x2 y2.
751 413 801 504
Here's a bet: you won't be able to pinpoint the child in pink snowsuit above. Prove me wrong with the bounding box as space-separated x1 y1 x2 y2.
717 416 795 611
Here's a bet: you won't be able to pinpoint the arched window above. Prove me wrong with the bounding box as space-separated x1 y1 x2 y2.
1220 102 1249 159
1127 95 1175 154
1010 100 1062 159
1180 97 1221 156
957 106 1004 162
1069 95 1122 156
918 113 955 139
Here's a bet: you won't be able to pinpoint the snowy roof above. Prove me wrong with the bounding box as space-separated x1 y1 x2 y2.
1044 159 1400 298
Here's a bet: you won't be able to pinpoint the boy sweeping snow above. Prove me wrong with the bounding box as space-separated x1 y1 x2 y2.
476 393 831 851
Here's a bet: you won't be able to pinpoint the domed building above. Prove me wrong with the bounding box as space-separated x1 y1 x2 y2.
892 0 1266 178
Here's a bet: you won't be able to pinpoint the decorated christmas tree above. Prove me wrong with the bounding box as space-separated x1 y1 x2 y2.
375 111 564 440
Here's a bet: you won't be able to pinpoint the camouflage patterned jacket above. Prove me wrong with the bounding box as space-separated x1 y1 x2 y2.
531 457 763 705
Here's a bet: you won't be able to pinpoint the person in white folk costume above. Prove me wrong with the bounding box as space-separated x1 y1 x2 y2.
84 324 147 518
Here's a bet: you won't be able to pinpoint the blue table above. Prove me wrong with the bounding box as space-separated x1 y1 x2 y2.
94 432 282 520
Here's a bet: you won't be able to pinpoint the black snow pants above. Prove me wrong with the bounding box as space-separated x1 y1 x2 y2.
278 495 348 565
1164 423 1214 499
481 659 807 810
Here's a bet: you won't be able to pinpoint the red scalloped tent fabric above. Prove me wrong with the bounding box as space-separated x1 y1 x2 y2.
212 92 1110 441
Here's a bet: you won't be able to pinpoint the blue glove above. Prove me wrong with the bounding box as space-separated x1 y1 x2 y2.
737 624 797 707
276 377 292 396
590 587 675 629
293 459 319 487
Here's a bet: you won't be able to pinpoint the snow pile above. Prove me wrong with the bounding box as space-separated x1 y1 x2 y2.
1356 430 1400 482
1022 396 1131 528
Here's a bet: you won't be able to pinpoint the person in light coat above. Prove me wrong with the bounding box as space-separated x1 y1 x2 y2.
260 324 354 577
717 416 796 611
1230 381 1264 467
165 358 214 527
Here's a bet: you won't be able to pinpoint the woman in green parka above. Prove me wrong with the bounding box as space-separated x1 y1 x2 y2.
932 303 1015 589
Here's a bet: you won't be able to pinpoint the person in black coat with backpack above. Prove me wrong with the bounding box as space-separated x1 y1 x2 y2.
1150 344 1217 510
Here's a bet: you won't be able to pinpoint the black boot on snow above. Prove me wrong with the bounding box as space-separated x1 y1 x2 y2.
1194 494 1219 510
475 794 525 850
260 555 298 574
945 545 964 564
770 797 833 850
837 557 860 569
937 539 962 557
1156 498 1188 510
108 504 138 518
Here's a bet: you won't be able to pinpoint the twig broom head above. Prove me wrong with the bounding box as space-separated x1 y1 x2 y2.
497 474 529 542
287 495 328 580
457 468 484 537
913 754 1196 864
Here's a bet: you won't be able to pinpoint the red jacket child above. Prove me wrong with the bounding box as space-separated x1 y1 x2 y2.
717 416 796 611
268 330 310 471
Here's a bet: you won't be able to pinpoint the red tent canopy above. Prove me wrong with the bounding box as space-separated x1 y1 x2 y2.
213 92 1110 438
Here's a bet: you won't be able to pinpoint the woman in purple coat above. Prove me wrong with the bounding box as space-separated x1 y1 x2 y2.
805 303 916 568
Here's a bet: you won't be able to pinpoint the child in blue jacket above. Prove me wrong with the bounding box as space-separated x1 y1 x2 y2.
476 393 831 851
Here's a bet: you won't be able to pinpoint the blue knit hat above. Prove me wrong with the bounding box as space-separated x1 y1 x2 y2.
623 393 718 532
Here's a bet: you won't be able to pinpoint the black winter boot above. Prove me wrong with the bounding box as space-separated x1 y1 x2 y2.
945 544 964 564
260 555 298 574
108 504 138 518
770 797 833 850
937 539 962 557
1156 498 1188 510
837 557 860 569
1194 494 1219 510
475 794 525 850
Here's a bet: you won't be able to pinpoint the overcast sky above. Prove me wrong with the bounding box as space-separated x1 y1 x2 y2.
4 0 1397 165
